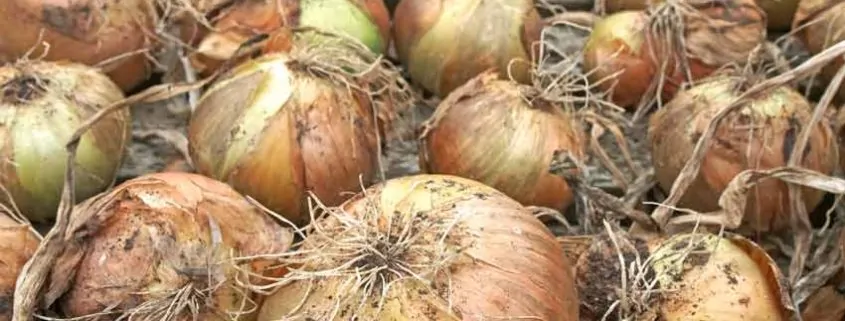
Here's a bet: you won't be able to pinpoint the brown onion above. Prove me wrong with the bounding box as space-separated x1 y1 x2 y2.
190 0 390 75
40 172 293 320
189 34 411 226
418 71 588 211
0 0 159 91
600 0 797 30
0 213 40 321
584 0 766 109
567 232 791 320
257 174 578 320
0 60 131 223
392 0 544 97
793 0 845 102
648 74 838 233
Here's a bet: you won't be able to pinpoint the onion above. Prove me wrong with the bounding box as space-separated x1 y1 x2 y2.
600 0 797 30
792 0 845 102
567 232 790 320
392 0 544 97
40 172 293 319
190 0 391 75
648 74 838 233
0 60 131 223
0 213 40 321
583 0 766 109
189 33 412 226
418 71 588 211
0 0 159 92
256 174 579 320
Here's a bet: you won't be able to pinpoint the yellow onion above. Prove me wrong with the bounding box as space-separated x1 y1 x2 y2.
418 71 588 211
0 60 131 223
257 174 579 320
0 0 159 92
566 232 791 320
0 213 40 321
190 0 391 75
801 274 845 320
584 0 766 109
793 0 845 102
600 0 797 30
648 74 838 233
188 33 410 226
40 172 293 320
392 0 544 97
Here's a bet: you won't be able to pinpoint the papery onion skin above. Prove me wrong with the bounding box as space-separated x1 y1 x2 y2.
0 61 131 223
0 0 157 92
792 0 845 102
392 0 543 97
53 172 293 320
648 75 838 233
257 174 579 320
570 232 789 320
600 0 797 30
419 72 587 211
0 215 40 321
583 11 654 109
188 53 381 226
191 0 390 75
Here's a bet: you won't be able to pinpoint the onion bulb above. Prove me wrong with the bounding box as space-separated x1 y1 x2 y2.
39 172 293 320
392 0 544 97
792 0 845 102
257 174 579 320
600 0 797 30
190 0 390 75
584 0 766 109
189 34 411 226
419 71 588 211
648 74 838 233
0 213 40 321
0 60 131 223
0 0 159 91
567 232 790 320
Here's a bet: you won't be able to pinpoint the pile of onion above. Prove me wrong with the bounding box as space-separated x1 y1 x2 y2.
0 212 40 321
36 172 293 319
190 0 390 75
392 0 544 97
418 71 587 211
792 0 845 102
0 60 131 223
257 174 579 320
648 74 838 233
0 0 160 91
583 0 766 109
564 231 791 320
599 0 798 31
189 31 412 226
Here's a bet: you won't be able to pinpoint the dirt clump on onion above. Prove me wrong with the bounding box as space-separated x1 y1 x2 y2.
418 71 588 211
584 0 767 109
254 174 578 320
189 30 414 226
0 210 40 321
189 0 391 75
33 172 293 320
792 0 845 103
392 0 543 97
564 231 792 320
648 74 838 234
0 60 131 223
0 0 162 91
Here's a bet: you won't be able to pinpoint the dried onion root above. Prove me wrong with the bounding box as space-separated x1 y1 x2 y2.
648 74 838 234
188 29 414 226
256 174 579 320
0 60 131 223
564 231 792 320
36 172 293 320
418 71 588 211
599 0 798 30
